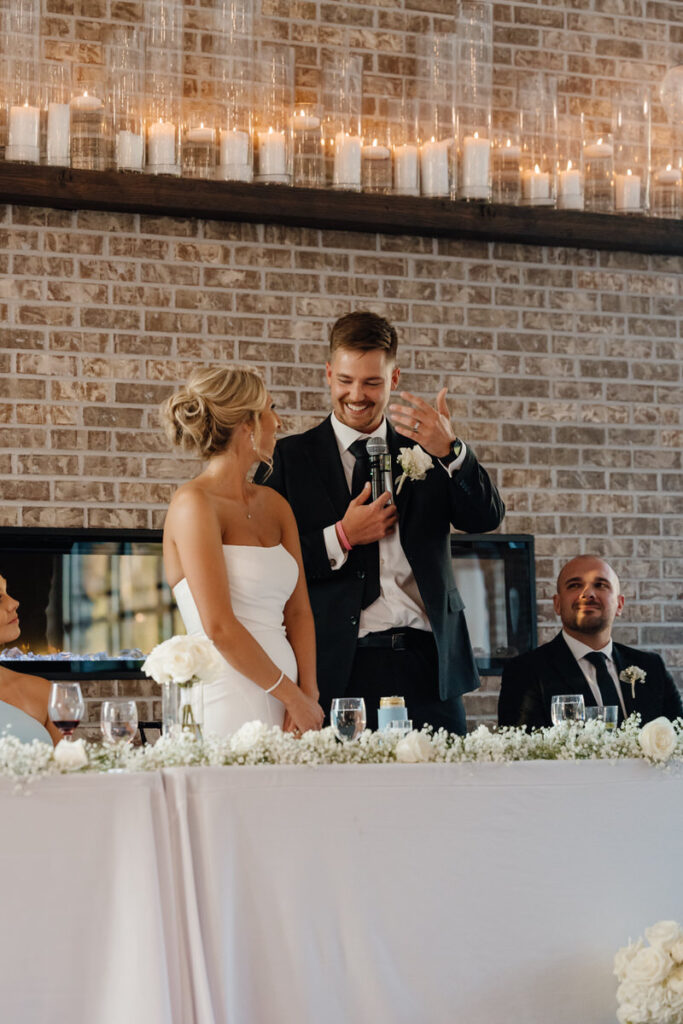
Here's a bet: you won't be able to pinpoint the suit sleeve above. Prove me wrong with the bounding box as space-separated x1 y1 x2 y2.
445 447 505 534
498 658 547 730
254 445 338 581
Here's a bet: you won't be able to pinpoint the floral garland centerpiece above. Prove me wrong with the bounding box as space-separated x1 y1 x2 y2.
614 919 683 1024
142 634 222 738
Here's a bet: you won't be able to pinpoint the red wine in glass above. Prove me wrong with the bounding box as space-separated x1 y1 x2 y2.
48 683 85 741
52 719 81 739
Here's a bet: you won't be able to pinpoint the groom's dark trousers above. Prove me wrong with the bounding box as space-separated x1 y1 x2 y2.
256 416 505 733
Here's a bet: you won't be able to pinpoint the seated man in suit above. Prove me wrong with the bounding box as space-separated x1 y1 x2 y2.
498 554 683 729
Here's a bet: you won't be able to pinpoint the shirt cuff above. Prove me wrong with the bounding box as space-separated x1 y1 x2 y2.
438 441 467 476
324 523 348 570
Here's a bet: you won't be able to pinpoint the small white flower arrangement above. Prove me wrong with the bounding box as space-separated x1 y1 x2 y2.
395 445 434 494
614 918 683 1024
620 665 647 700
142 634 221 687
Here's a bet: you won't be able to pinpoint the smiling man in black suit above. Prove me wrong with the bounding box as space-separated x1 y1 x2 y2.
498 554 683 729
255 310 505 733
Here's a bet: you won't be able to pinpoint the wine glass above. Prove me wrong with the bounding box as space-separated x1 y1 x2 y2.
100 700 138 747
48 682 85 741
330 697 366 742
550 693 586 726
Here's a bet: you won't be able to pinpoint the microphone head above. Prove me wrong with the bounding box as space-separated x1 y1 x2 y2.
366 436 388 457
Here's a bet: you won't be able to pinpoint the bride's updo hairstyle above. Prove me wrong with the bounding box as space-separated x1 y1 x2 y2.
163 365 268 459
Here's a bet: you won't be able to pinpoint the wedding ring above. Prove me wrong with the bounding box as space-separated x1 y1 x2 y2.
413 420 420 432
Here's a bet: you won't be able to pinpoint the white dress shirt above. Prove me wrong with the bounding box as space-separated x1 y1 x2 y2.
561 630 627 717
323 414 466 638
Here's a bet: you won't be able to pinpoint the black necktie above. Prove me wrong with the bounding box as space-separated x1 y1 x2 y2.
348 439 380 608
584 651 622 721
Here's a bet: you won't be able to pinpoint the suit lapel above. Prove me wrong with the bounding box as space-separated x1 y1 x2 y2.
386 421 414 521
307 416 353 521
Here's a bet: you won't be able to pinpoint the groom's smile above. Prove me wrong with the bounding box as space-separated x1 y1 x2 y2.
326 348 400 434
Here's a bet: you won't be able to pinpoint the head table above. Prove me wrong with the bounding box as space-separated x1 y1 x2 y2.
1 760 681 1024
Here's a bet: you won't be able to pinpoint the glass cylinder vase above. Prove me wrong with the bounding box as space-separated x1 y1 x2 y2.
4 0 41 165
581 114 614 213
519 72 557 207
391 94 420 197
161 681 180 736
613 86 651 214
362 121 392 194
109 26 145 172
556 115 584 211
291 102 324 188
42 61 71 167
145 0 182 176
491 110 522 205
455 1 492 202
322 51 363 191
416 32 457 198
213 0 254 183
182 105 218 180
70 75 111 171
650 148 682 218
254 45 293 185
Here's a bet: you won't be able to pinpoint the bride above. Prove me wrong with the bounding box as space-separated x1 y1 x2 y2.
162 365 324 737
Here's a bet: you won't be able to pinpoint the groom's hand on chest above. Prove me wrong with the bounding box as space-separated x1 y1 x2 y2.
341 483 398 547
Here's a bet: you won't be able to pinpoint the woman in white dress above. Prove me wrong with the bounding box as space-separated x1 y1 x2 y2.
161 365 324 737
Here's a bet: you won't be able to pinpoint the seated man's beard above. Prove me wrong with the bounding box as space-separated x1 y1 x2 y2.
569 610 608 633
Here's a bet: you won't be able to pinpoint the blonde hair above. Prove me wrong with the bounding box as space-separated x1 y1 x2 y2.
162 365 268 459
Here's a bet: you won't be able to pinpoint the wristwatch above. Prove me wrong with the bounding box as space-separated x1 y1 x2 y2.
448 438 463 460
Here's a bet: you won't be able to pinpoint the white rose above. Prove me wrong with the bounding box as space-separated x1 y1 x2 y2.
671 940 683 965
626 946 672 986
143 635 220 685
616 1001 644 1024
645 920 681 952
615 941 644 981
668 965 683 994
231 720 268 755
395 731 434 763
54 738 88 771
638 717 677 761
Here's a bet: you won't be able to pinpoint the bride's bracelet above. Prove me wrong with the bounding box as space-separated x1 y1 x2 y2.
265 670 285 694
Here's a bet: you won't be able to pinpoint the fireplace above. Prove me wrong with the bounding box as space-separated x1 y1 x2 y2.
0 526 536 680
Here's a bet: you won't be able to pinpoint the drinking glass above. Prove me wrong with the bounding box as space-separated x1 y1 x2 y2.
584 705 619 730
100 700 138 746
48 682 85 740
330 697 366 741
550 694 585 726
388 718 413 737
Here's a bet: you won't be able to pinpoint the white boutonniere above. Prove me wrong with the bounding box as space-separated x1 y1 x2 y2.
395 446 434 494
619 665 646 700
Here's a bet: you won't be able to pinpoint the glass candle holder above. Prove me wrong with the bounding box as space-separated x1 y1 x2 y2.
213 0 254 182
659 63 683 129
70 80 111 171
491 113 522 204
556 115 584 211
291 102 324 188
322 51 363 191
416 32 457 198
519 72 557 207
581 116 614 212
109 27 145 172
254 45 293 185
145 0 182 176
4 0 41 165
361 124 392 194
42 61 71 167
650 148 682 219
613 86 650 214
391 95 420 196
182 108 218 179
456 1 493 201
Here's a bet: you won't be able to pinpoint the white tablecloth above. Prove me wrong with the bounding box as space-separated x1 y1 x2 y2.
2 762 682 1024
163 761 683 1024
0 772 192 1024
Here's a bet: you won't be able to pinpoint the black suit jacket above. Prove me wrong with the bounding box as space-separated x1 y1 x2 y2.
498 631 683 729
256 416 505 711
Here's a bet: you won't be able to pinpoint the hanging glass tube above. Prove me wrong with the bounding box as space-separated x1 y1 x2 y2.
322 52 363 191
415 32 457 198
145 0 182 176
109 27 145 172
455 1 492 202
214 0 254 183
4 0 41 165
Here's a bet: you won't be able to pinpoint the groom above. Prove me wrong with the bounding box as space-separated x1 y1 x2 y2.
255 311 505 732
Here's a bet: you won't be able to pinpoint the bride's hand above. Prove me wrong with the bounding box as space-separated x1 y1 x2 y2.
285 688 324 735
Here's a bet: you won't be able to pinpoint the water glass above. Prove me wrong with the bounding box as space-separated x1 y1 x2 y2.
584 705 619 730
550 694 586 726
387 719 412 737
101 699 138 746
48 682 85 740
330 697 366 742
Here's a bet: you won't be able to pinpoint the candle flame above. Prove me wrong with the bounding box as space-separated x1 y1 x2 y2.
666 163 672 172
534 164 541 174
474 131 479 139
430 136 436 144
505 138 511 148
373 138 378 147
597 137 603 146
567 160 573 171
627 168 632 176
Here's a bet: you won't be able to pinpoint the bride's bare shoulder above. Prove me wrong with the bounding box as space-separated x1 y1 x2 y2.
167 480 219 525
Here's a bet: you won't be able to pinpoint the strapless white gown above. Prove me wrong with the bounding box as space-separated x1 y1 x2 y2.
172 544 298 736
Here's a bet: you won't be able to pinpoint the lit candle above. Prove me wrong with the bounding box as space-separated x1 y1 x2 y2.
655 164 681 185
185 124 215 144
47 102 70 166
70 91 103 112
219 129 252 181
497 139 521 161
557 161 583 210
361 139 390 160
116 129 144 170
393 144 419 195
614 169 641 211
583 138 613 159
147 120 177 168
257 127 287 178
522 164 551 204
420 137 450 196
461 132 490 198
291 110 320 131
333 131 362 188
7 103 40 163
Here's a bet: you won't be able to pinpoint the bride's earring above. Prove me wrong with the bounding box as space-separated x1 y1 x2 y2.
249 431 256 448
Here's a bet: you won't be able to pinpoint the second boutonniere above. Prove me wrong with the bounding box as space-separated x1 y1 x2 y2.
619 664 646 699
395 446 434 494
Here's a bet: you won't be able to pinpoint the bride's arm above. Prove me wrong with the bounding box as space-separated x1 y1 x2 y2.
277 496 319 705
166 488 323 733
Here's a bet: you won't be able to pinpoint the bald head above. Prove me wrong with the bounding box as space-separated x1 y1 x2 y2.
553 555 624 647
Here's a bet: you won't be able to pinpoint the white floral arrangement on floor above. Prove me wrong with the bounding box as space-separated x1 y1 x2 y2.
0 714 681 781
615 919 683 1024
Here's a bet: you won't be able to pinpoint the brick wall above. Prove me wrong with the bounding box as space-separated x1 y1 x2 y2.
2 0 682 729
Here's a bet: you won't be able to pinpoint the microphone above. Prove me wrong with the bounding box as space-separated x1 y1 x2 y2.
366 436 393 505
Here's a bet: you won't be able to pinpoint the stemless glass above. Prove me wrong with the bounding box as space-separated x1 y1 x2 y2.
330 697 366 741
550 694 585 726
48 682 85 740
585 705 619 730
100 700 138 746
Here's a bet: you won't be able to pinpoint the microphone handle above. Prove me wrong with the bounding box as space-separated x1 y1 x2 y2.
370 454 393 504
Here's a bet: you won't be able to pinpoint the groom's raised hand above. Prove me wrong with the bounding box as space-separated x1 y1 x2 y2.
389 387 456 459
341 482 398 547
